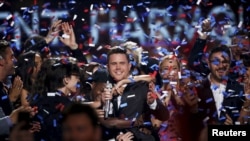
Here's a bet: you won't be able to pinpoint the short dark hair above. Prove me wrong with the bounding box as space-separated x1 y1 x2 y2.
0 40 10 59
107 46 130 63
208 45 231 61
61 102 99 128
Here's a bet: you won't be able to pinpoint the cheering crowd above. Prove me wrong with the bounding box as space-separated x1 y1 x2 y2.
0 17 250 141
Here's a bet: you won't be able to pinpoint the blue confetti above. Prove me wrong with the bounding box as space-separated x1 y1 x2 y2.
53 119 57 127
206 97 213 103
120 103 128 108
211 60 219 65
211 84 219 90
143 122 152 126
218 115 226 122
222 51 229 58
76 83 81 88
132 69 139 75
137 3 143 6
166 5 173 11
162 79 169 84
150 64 159 70
1 95 8 100
128 77 135 83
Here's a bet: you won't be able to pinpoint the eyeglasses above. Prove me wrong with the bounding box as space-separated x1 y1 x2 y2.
209 59 230 65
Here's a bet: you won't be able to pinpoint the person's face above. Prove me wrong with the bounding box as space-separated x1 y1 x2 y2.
62 114 100 141
32 54 42 78
208 52 230 82
2 47 16 76
65 75 80 94
159 58 179 81
108 53 131 82
91 82 106 101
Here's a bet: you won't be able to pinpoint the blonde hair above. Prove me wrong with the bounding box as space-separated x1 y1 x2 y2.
159 54 181 72
120 41 143 67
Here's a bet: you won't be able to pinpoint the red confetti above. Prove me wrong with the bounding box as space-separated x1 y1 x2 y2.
150 93 158 99
83 9 89 13
179 13 186 18
126 18 134 23
149 71 157 78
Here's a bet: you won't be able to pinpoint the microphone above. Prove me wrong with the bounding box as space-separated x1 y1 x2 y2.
104 81 112 119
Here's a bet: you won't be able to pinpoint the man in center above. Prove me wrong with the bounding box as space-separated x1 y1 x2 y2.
101 46 169 141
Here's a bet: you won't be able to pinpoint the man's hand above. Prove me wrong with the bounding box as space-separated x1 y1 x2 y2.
116 132 134 141
101 88 113 104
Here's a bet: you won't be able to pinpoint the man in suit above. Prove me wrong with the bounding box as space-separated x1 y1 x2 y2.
0 39 35 140
0 40 18 116
99 46 169 141
189 46 246 141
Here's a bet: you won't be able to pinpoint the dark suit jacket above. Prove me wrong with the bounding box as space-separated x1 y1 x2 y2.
0 82 13 116
111 81 169 141
0 106 11 140
113 81 169 121
195 78 244 124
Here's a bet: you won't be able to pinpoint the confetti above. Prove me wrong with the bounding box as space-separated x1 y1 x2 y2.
206 97 213 103
62 34 70 39
120 103 128 108
1 95 8 100
53 119 57 127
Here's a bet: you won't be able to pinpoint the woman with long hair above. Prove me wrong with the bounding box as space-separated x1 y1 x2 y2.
14 51 42 107
29 57 80 141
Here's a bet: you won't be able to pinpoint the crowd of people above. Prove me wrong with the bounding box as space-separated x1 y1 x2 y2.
0 17 249 141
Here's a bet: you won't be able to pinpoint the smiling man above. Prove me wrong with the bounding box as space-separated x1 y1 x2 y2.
100 46 169 141
191 46 246 141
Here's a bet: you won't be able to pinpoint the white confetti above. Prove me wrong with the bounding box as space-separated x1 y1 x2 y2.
10 21 14 27
6 14 12 20
96 46 103 51
73 14 77 20
90 4 93 11
238 21 243 28
223 24 231 29
196 0 202 5
178 71 181 79
62 34 70 39
89 43 95 47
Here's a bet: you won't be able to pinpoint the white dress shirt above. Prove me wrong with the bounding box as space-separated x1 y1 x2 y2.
208 74 226 117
